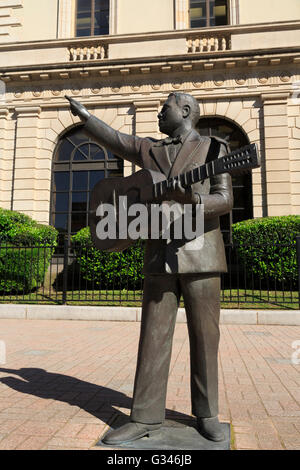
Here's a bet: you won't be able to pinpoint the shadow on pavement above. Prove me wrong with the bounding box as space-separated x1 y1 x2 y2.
0 367 195 429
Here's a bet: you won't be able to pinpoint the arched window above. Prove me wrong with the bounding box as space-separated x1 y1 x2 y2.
197 117 253 243
51 126 123 250
189 0 228 28
76 0 109 37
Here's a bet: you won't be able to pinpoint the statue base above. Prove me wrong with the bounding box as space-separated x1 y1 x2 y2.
97 417 231 450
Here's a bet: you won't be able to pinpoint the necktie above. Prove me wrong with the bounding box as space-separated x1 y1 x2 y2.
168 143 177 165
161 135 182 165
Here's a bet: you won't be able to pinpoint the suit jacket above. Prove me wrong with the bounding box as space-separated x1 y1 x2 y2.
83 115 234 274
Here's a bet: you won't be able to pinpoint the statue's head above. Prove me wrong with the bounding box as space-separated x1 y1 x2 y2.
158 92 200 136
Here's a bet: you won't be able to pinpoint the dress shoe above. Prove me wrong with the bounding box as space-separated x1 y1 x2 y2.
197 416 225 442
102 421 162 445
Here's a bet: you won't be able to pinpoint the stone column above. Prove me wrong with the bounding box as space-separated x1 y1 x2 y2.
229 0 239 25
57 0 74 38
109 0 118 35
13 106 47 221
0 108 11 209
261 93 291 216
175 0 189 30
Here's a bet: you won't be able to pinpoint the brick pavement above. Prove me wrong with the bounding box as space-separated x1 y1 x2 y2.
0 318 299 450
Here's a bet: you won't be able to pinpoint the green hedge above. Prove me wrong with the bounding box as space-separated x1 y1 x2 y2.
0 246 54 292
0 208 58 292
232 215 300 284
71 227 144 289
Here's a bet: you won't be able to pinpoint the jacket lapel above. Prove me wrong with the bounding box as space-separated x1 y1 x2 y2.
150 144 172 177
169 130 208 178
150 130 211 179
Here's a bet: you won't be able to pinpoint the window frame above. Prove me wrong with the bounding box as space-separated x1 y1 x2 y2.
189 0 229 29
75 0 110 37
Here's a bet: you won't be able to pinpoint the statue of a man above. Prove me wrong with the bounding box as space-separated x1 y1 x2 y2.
66 92 233 444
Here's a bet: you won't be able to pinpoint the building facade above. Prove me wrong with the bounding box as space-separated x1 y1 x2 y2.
0 0 300 245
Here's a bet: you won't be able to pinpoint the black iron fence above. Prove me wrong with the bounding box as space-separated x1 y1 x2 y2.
0 237 299 309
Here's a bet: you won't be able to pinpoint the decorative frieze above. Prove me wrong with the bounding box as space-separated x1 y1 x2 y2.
5 67 296 105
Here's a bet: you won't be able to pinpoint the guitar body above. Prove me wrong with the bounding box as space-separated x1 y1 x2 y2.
89 168 166 252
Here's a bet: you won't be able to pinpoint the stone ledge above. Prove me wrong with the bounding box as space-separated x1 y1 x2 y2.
0 305 299 325
26 305 139 322
257 310 300 326
0 304 26 319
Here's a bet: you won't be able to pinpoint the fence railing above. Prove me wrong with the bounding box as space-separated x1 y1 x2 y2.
0 238 299 309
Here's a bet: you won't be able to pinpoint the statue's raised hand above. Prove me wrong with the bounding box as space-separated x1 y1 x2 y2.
65 95 90 122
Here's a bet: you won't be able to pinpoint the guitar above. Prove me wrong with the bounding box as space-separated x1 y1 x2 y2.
89 143 260 252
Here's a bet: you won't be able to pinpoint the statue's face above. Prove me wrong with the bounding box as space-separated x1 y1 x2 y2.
158 95 184 136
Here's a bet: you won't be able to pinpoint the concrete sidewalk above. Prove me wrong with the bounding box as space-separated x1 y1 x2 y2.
0 318 299 450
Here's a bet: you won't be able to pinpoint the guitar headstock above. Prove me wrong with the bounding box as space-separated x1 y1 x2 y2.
216 143 260 176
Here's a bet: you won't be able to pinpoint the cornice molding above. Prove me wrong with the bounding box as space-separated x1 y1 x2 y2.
1 51 299 84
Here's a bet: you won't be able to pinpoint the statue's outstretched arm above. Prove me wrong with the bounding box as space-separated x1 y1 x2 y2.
65 95 145 166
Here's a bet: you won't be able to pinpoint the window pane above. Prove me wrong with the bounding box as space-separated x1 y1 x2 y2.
72 171 88 191
190 0 207 27
54 172 70 191
71 212 86 233
89 170 105 190
77 0 91 12
94 12 109 35
76 28 91 37
76 0 92 36
214 0 227 26
73 144 89 161
94 0 109 35
53 213 68 232
190 7 205 18
232 208 247 224
56 139 75 161
53 193 69 212
91 144 106 160
72 192 88 212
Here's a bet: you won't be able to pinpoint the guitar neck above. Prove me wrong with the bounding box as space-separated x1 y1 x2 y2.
153 143 259 199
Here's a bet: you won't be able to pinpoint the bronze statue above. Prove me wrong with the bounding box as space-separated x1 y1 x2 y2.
66 92 234 445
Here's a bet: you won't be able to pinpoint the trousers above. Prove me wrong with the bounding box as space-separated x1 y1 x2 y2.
130 273 221 424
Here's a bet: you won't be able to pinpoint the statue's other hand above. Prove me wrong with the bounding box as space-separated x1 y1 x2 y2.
65 95 90 121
